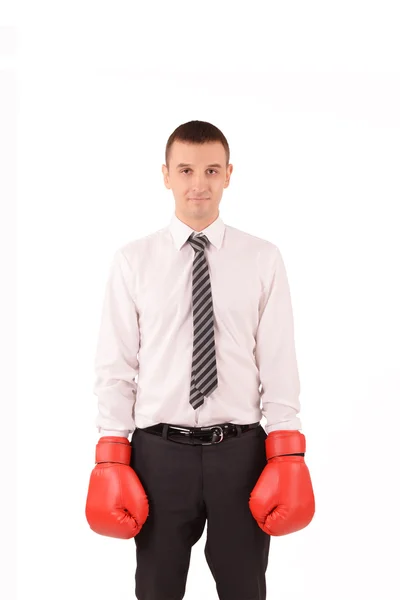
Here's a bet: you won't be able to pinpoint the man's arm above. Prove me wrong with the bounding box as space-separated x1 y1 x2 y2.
93 248 139 440
250 245 315 536
85 248 150 540
255 245 302 433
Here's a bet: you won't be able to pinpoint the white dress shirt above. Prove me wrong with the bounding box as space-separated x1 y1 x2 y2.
93 212 302 439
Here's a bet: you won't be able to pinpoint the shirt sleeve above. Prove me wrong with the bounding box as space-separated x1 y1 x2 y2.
93 248 139 436
255 245 303 434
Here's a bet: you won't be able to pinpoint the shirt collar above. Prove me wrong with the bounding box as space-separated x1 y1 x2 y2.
168 212 226 251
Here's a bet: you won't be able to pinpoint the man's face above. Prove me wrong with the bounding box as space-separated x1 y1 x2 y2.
162 140 233 230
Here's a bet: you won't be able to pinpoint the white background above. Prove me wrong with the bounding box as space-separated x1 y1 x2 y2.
2 0 400 598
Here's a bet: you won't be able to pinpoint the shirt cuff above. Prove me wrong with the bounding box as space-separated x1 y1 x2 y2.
98 429 131 439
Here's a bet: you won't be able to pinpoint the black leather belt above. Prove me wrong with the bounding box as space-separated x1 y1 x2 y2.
139 421 260 445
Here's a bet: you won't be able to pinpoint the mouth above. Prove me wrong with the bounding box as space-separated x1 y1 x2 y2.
189 198 210 201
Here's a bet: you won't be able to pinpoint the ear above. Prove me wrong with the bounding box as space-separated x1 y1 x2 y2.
162 164 171 189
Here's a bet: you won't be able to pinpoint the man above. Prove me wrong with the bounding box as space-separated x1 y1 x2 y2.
85 120 315 600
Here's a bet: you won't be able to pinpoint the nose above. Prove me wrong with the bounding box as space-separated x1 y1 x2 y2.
190 172 209 190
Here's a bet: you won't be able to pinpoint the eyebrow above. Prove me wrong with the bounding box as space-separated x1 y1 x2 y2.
176 163 223 169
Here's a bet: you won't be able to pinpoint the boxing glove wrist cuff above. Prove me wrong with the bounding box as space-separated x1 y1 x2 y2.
265 430 306 460
95 436 132 465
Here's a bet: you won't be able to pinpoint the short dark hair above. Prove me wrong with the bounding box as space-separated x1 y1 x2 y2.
165 120 230 171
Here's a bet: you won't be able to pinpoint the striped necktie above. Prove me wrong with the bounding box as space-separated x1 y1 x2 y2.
187 232 218 409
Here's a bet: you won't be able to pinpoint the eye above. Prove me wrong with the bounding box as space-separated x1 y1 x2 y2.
181 169 218 175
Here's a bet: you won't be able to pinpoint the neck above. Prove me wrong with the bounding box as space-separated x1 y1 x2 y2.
175 211 219 232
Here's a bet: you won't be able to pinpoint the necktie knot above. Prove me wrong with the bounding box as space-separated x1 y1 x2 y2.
187 232 209 253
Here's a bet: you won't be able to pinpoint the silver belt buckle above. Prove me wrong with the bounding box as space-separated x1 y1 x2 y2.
200 425 224 444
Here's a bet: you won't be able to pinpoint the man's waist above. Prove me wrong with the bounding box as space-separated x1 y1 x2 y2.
137 421 261 445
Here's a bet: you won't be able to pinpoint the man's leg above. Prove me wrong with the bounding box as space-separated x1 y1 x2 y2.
130 428 207 600
202 425 271 600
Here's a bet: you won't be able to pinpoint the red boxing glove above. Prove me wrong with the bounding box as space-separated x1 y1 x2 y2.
249 430 315 536
85 436 149 539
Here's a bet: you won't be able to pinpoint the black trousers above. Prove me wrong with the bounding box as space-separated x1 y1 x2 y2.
129 423 271 600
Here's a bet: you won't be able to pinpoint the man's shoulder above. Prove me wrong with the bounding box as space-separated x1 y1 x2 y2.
225 223 278 257
116 224 169 260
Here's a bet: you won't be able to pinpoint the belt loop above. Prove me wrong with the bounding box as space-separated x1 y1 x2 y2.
162 423 169 440
236 424 242 437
